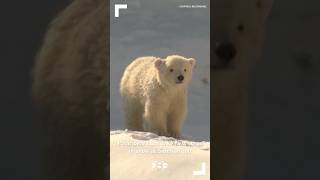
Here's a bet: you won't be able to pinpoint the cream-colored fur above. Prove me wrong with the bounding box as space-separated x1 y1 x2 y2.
120 55 195 138
32 0 108 179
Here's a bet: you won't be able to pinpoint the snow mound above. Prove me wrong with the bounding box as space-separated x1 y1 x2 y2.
110 130 210 180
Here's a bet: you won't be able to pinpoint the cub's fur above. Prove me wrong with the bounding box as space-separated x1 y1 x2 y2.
32 0 108 179
120 55 195 138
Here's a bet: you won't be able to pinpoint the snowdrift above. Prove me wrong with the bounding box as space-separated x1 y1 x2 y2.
110 130 210 180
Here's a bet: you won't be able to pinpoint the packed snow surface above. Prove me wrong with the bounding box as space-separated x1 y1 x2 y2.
110 130 210 180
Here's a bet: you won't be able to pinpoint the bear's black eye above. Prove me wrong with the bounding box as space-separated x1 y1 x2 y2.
184 69 186 72
170 69 174 72
237 24 244 32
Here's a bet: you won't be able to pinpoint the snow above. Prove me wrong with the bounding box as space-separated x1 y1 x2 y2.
110 130 210 180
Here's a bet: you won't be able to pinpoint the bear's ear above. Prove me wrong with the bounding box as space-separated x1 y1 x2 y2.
154 58 164 70
188 58 196 67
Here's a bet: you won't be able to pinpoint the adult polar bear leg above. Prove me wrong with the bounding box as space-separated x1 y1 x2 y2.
167 92 187 138
143 100 168 136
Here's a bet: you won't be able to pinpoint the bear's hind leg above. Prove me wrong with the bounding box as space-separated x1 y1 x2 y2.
123 99 144 131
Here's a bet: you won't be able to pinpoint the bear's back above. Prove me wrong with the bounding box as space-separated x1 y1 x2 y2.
120 56 158 92
33 0 108 108
125 56 157 73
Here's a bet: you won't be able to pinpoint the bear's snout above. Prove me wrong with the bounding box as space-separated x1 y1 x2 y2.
214 42 237 65
177 75 184 82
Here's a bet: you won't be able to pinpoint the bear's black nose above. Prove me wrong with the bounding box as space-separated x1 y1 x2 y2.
214 43 237 64
177 75 184 81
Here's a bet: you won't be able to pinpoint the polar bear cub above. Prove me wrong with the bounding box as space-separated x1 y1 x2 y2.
120 55 196 138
